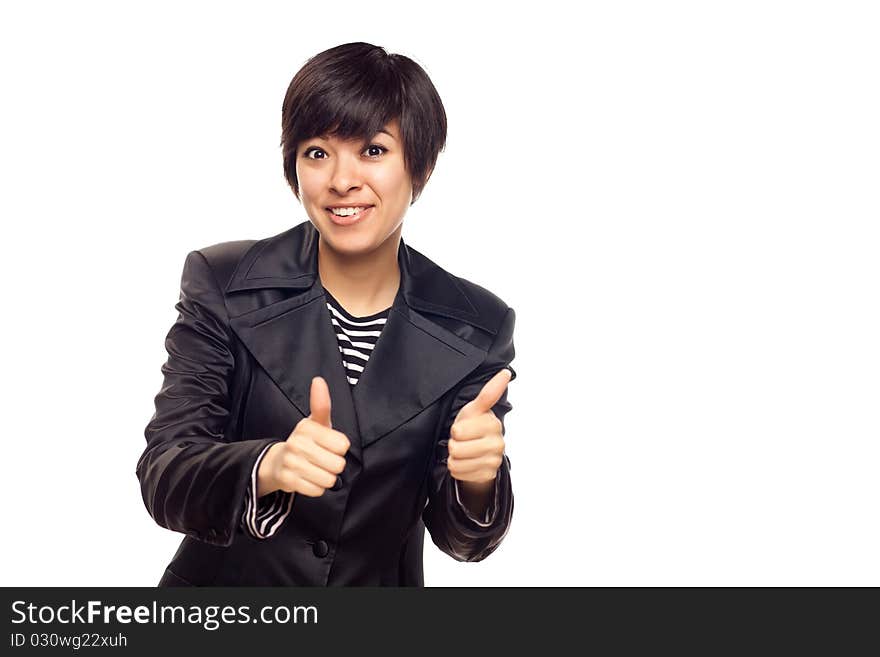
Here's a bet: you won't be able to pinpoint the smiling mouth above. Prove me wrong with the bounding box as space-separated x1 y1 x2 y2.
325 205 374 225
326 205 373 217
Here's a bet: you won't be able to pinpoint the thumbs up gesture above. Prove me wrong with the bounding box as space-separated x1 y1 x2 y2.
256 376 351 497
447 369 512 486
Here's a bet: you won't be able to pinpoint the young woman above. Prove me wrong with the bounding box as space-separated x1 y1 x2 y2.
137 42 517 586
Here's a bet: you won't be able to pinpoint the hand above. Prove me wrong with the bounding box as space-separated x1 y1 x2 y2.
257 376 350 497
447 369 512 486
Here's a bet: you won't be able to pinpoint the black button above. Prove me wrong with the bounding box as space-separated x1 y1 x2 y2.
331 476 343 491
313 540 330 558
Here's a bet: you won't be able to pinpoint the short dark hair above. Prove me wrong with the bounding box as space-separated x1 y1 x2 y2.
281 42 447 205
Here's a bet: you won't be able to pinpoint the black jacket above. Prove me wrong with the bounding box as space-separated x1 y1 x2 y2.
137 220 516 586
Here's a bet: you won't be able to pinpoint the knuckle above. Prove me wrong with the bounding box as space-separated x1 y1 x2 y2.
303 483 323 497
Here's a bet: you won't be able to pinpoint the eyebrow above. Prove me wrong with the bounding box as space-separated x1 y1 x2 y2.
314 128 396 142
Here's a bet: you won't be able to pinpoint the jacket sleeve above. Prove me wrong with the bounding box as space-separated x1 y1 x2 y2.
136 250 282 547
423 306 517 562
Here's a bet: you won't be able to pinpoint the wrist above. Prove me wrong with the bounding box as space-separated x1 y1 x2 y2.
456 477 495 516
458 478 495 495
256 442 283 498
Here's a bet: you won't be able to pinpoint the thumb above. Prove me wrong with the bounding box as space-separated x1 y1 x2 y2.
309 376 333 428
455 368 512 422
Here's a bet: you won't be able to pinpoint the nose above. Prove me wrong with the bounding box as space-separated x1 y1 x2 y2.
329 151 363 195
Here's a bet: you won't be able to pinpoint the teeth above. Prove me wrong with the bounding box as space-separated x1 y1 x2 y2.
329 206 368 216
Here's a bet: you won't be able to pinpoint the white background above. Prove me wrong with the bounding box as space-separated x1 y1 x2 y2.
1 1 877 586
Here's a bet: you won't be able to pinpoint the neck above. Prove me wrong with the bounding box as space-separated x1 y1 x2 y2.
317 226 402 315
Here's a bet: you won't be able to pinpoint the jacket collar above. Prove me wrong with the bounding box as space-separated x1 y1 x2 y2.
224 221 489 469
225 220 493 331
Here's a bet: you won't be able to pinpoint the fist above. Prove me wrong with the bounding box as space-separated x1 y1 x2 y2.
257 376 350 497
447 369 512 485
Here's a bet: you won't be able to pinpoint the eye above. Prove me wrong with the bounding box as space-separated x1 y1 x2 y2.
303 147 326 160
364 144 388 158
301 144 387 160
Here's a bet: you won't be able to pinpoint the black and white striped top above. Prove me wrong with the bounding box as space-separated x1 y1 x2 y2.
323 287 390 386
240 287 495 540
240 289 391 539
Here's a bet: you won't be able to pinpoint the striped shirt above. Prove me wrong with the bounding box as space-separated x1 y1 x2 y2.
324 288 391 386
240 287 496 540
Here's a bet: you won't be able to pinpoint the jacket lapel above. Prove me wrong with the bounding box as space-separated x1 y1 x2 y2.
226 221 488 465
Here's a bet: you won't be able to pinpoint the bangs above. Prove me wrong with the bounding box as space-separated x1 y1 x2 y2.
286 56 403 146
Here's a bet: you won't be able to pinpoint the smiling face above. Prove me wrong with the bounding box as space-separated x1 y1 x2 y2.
295 118 413 256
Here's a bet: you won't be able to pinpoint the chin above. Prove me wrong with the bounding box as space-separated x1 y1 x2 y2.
320 228 379 254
